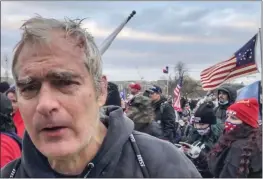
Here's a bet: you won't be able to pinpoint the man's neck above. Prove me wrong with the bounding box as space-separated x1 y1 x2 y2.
48 122 107 176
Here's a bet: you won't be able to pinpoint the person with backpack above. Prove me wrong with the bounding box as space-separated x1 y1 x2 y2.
126 94 163 139
148 85 180 143
0 93 22 168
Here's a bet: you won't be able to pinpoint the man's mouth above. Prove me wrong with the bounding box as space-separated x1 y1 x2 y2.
42 126 66 131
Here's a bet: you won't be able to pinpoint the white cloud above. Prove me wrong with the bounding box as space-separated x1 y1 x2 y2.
200 8 259 31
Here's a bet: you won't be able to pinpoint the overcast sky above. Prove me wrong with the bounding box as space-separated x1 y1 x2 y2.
1 1 262 83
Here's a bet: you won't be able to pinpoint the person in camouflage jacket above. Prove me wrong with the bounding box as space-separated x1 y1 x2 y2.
126 95 164 139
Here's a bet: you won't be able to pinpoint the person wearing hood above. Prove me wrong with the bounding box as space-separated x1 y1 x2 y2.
126 94 163 139
183 101 223 177
208 98 262 178
214 84 237 123
148 85 179 143
1 16 202 178
0 93 22 168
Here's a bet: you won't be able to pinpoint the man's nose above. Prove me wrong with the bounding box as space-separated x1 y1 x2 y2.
36 83 59 116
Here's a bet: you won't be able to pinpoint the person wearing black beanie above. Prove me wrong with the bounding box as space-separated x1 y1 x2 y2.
0 82 10 93
182 101 223 177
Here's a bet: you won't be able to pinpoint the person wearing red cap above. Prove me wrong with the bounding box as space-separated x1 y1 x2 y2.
208 98 262 178
129 82 141 96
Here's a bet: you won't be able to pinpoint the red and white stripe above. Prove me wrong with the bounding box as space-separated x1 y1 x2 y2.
173 85 182 112
201 57 258 91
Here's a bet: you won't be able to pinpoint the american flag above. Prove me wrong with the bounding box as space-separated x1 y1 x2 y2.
173 75 183 112
201 34 259 91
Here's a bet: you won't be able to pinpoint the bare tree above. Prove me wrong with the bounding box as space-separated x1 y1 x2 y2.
4 54 9 78
174 61 187 78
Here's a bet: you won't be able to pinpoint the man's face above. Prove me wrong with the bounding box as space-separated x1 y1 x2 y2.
130 88 138 95
149 92 160 101
15 32 107 158
7 92 18 113
218 90 229 103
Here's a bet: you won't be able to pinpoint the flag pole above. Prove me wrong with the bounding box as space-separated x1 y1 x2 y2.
99 10 136 56
167 73 169 96
259 27 263 122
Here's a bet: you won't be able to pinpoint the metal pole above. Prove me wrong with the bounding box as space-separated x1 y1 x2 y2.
167 73 169 96
259 27 263 123
99 10 136 55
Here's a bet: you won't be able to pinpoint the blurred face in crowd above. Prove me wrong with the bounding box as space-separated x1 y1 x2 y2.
14 31 107 158
194 123 210 135
130 88 139 95
149 92 160 102
194 123 209 130
218 90 229 103
7 91 18 114
226 112 243 125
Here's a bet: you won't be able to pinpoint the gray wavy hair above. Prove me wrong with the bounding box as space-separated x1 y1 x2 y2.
12 15 103 94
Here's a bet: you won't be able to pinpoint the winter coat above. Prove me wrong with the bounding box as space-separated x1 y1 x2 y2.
214 84 237 123
0 93 22 168
134 121 164 139
126 95 163 139
208 128 262 178
179 123 193 142
13 110 25 138
185 122 223 177
0 133 21 168
152 96 178 143
1 106 202 178
186 122 223 153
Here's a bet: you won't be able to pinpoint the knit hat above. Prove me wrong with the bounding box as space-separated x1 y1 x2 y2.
227 98 259 128
0 82 10 93
193 101 216 125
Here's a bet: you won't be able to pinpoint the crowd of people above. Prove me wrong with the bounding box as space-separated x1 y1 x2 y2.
0 15 262 178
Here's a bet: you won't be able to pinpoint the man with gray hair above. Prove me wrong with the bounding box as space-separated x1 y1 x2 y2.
1 16 201 178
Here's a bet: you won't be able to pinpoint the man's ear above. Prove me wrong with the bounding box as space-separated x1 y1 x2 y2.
97 75 108 107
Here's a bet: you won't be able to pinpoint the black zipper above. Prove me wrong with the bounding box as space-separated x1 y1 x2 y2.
83 162 94 178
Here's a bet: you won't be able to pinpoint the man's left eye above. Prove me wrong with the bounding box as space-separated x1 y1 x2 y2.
56 80 78 86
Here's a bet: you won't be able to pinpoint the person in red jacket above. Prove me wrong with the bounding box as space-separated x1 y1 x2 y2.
0 93 22 168
5 86 25 138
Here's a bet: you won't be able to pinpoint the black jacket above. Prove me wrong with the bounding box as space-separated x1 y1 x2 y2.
1 106 201 178
208 139 262 178
105 82 121 107
185 122 223 177
152 97 178 143
134 121 164 139
214 85 237 123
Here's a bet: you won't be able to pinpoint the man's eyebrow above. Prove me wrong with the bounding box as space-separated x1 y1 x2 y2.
46 71 82 80
17 77 35 86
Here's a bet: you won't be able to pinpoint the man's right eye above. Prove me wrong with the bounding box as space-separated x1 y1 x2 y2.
20 84 40 98
21 85 37 92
